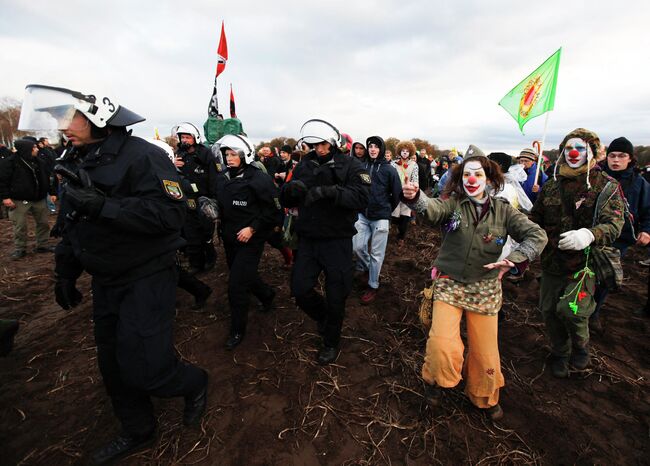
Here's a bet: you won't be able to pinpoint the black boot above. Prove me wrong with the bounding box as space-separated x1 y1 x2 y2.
184 370 208 426
570 345 590 370
550 355 569 378
259 289 276 313
225 332 244 350
90 433 154 465
0 319 19 357
191 286 212 311
316 346 339 365
424 384 443 408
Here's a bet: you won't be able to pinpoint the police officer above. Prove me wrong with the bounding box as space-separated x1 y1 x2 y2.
173 122 219 275
214 134 280 349
280 119 371 365
18 84 209 464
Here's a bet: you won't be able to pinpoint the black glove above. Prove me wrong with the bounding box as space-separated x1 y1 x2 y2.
305 185 338 206
284 180 308 202
55 277 82 310
65 186 105 219
50 223 63 238
198 196 219 221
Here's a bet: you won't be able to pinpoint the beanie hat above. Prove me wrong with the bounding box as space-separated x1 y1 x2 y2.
607 137 634 157
464 144 486 160
517 148 537 162
280 144 292 154
488 152 512 173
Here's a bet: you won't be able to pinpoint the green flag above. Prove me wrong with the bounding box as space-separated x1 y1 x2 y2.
499 48 561 133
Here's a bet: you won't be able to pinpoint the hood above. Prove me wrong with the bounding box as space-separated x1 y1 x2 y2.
365 135 386 162
14 139 36 160
351 141 367 160
557 128 601 167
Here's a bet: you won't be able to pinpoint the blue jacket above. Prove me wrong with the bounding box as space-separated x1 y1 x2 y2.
604 166 650 246
521 162 547 203
361 136 401 220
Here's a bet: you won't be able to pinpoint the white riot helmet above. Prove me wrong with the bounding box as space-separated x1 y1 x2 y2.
215 134 255 165
297 119 341 148
146 139 175 165
18 84 144 131
172 122 202 145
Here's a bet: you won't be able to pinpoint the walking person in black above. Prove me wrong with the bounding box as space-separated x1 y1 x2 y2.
172 122 219 275
214 134 280 349
280 119 371 365
18 84 209 464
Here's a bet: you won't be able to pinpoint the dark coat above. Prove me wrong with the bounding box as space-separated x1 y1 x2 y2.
216 165 281 245
55 130 187 285
176 144 219 200
604 166 650 246
361 138 402 221
0 141 54 201
280 149 370 239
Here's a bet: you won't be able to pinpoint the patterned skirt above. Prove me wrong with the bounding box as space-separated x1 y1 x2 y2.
433 276 502 316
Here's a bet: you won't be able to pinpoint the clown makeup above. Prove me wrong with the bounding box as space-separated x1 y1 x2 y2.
564 138 591 168
462 160 487 199
400 149 410 159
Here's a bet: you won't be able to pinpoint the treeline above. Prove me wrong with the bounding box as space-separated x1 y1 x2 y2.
2 98 648 165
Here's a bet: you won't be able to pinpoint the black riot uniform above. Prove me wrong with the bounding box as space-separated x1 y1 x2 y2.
55 129 207 439
176 143 219 273
280 147 371 359
216 162 281 345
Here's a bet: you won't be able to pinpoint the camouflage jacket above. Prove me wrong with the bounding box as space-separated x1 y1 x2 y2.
530 168 625 276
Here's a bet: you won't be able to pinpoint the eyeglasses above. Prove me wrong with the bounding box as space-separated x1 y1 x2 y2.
607 153 629 159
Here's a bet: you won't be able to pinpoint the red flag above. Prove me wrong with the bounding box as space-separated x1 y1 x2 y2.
216 21 228 77
229 84 237 119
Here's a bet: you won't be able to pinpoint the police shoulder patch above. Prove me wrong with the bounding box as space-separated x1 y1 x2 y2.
360 173 371 185
162 179 184 200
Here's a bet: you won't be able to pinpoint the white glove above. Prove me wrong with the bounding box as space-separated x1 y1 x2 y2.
558 228 595 251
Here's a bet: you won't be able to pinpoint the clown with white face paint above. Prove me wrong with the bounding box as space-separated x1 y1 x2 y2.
462 160 488 199
401 146 547 420
531 128 625 380
563 137 592 169
391 140 419 246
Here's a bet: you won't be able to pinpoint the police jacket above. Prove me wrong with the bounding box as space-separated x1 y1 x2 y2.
361 144 401 221
55 130 186 285
0 150 54 201
604 165 650 246
216 164 281 244
176 144 219 202
280 149 371 239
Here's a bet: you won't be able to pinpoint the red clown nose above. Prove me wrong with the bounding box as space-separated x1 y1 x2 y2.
568 149 580 157
468 175 478 184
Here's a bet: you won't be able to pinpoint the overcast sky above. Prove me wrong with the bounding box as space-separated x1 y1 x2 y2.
2 0 649 153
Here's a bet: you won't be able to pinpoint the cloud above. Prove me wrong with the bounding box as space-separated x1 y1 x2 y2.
2 0 649 151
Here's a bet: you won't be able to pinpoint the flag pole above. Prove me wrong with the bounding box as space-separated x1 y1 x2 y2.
533 111 550 186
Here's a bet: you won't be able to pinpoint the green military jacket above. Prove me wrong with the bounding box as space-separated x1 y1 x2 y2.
410 193 548 283
530 168 625 276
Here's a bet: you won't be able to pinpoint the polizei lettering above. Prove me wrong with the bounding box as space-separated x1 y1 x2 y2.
232 199 247 207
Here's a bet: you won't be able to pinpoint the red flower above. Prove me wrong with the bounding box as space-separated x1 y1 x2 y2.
577 291 587 302
486 368 495 376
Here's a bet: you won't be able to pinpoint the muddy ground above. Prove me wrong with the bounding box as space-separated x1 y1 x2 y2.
0 214 648 465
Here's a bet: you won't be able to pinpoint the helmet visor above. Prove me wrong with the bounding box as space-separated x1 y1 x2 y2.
18 85 91 131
